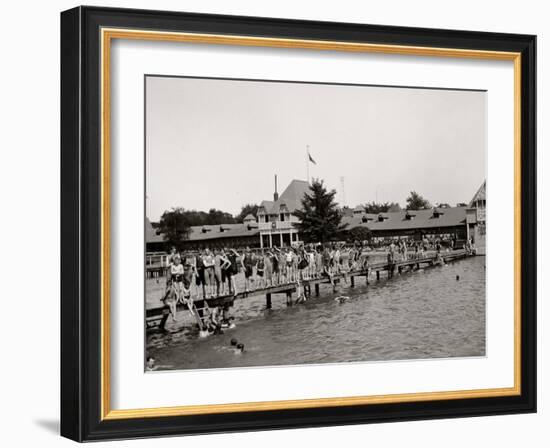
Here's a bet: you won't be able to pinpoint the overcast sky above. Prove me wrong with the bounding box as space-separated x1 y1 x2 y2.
146 76 486 221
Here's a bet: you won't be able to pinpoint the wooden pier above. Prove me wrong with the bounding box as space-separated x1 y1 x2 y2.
146 249 472 329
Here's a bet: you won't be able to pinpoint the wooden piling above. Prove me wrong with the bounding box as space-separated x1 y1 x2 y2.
376 271 380 280
350 276 355 287
266 293 272 309
286 290 292 306
315 283 320 297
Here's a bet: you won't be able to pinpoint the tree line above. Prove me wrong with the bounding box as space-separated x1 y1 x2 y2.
155 180 462 248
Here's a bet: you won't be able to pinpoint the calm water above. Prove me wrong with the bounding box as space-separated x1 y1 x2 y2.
146 256 486 370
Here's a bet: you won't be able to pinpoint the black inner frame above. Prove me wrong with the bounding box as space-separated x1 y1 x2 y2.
61 6 536 442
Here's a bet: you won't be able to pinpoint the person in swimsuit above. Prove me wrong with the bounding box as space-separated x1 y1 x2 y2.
297 248 309 281
276 247 286 284
194 251 206 300
213 249 223 297
264 251 273 287
315 246 323 278
181 253 194 299
202 248 215 298
255 251 266 289
166 254 184 320
270 250 279 286
219 249 231 296
322 246 334 286
340 246 350 283
227 249 240 296
285 249 294 283
241 247 256 293
166 246 178 268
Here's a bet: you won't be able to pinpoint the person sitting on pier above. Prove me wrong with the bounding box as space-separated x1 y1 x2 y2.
241 247 256 293
202 302 223 335
221 303 235 329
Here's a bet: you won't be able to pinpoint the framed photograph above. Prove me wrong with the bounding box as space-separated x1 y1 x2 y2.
61 6 536 441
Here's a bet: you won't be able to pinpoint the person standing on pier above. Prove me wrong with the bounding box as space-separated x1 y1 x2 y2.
193 251 206 300
219 249 231 296
277 248 286 284
202 248 216 299
226 249 239 296
256 250 266 289
315 246 323 278
264 251 273 287
241 247 256 293
285 248 295 283
213 249 224 297
269 250 279 286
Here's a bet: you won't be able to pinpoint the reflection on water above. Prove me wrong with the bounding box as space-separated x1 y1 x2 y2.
146 256 486 370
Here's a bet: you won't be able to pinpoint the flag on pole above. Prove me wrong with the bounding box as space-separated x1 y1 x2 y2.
308 150 317 165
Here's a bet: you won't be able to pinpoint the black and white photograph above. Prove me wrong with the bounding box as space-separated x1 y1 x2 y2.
144 75 487 372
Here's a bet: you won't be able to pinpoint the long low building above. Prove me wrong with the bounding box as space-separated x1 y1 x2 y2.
146 178 485 251
341 206 478 245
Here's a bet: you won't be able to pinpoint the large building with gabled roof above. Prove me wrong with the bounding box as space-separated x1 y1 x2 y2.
146 178 487 252
257 178 310 248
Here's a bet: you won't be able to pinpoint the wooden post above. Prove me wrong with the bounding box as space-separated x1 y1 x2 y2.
350 276 355 287
315 283 320 297
376 270 380 280
266 293 272 309
286 290 292 306
398 265 402 274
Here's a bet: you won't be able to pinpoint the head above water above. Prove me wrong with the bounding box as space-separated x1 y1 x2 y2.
230 338 238 346
236 343 244 351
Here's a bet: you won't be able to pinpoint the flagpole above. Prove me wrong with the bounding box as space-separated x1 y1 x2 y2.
306 144 310 184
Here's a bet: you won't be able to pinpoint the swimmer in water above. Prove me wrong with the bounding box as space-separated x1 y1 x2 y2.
230 338 238 346
334 295 350 304
235 343 245 354
146 356 157 371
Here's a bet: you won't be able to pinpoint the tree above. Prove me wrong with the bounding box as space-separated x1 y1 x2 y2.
405 191 432 210
345 226 371 243
236 203 259 222
207 208 235 225
293 178 348 243
364 201 401 214
157 207 192 250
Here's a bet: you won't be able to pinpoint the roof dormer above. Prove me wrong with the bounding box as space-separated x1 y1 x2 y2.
432 208 445 218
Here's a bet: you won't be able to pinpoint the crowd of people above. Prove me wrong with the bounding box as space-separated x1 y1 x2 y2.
160 236 476 324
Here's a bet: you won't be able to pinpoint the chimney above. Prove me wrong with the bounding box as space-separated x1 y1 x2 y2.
273 174 279 201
